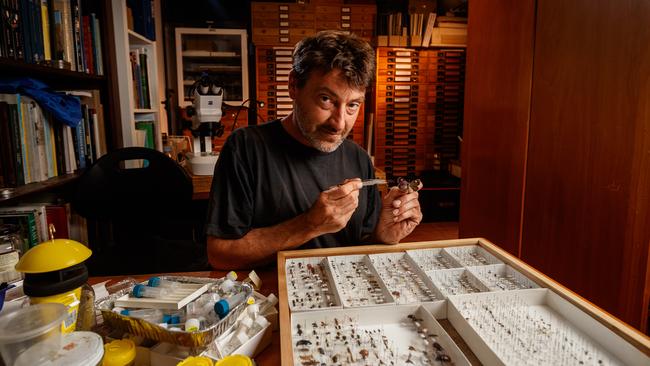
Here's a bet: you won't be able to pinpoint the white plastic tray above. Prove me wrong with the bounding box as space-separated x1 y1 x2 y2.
443 245 503 267
114 283 209 310
467 264 539 291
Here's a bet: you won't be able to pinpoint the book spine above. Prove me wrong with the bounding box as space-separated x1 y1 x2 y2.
40 0 50 59
6 100 25 185
139 49 149 109
91 14 103 75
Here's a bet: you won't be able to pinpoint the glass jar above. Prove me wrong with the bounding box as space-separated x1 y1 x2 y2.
0 224 24 254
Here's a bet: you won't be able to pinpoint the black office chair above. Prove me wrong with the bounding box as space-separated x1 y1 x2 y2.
72 147 206 275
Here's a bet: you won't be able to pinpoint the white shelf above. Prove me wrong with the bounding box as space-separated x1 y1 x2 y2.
128 29 153 45
112 1 162 151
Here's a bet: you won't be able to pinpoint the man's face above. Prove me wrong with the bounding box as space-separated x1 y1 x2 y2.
289 69 365 153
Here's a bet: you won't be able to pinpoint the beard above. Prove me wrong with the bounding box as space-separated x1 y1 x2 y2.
294 102 350 153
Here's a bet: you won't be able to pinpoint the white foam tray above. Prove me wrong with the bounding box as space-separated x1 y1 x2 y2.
327 254 395 308
290 304 469 366
447 288 650 365
114 283 209 310
285 256 343 312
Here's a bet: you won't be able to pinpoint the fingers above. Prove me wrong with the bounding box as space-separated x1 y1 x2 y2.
326 179 362 199
384 187 422 223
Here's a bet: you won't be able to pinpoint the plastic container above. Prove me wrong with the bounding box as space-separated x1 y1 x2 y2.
178 356 214 366
0 303 67 365
0 223 23 253
214 292 247 318
14 331 104 366
215 355 255 366
132 284 169 298
103 339 136 366
15 236 92 333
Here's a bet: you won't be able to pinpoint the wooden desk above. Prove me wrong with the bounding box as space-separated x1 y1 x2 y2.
89 267 281 365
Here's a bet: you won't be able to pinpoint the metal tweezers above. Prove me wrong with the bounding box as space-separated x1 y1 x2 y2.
361 179 388 187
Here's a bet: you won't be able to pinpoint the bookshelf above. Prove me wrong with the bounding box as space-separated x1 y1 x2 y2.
109 0 162 151
0 0 110 202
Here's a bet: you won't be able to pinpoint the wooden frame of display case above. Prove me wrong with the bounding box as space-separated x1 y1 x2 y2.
277 238 650 365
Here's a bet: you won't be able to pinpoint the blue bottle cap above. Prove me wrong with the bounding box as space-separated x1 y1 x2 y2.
132 284 146 298
120 309 130 316
214 299 230 317
148 277 162 287
169 315 181 324
162 314 172 323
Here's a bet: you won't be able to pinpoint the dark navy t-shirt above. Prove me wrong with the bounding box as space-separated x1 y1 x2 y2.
205 119 381 249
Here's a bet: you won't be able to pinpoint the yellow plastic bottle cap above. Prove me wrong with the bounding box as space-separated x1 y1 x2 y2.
214 355 254 366
15 239 92 273
102 339 136 366
177 356 214 366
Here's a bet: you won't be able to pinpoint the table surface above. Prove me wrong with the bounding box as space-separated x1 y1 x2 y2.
89 267 281 365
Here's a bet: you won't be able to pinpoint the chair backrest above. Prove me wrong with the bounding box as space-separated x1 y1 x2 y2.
71 147 199 275
73 147 193 221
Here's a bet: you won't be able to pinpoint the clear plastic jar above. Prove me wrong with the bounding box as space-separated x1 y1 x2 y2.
0 224 23 254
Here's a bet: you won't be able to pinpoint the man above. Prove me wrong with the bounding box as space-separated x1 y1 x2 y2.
206 30 423 269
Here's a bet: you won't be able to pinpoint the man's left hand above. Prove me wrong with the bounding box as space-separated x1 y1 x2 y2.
374 184 423 244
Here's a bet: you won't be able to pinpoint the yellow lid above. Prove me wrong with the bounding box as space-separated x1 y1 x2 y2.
177 356 214 366
15 238 92 273
214 355 253 366
102 339 136 366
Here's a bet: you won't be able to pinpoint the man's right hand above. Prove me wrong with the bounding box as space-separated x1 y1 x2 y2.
304 178 363 236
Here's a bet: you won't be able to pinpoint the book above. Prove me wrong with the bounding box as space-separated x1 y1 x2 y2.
40 0 50 60
0 102 18 187
45 204 69 239
50 0 75 70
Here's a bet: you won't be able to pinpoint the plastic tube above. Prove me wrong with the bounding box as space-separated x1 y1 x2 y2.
214 291 247 318
132 284 169 298
120 308 163 323
147 277 181 289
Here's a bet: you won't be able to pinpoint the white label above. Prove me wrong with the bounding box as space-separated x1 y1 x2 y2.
341 23 350 28
279 5 288 10
280 37 289 42
276 63 292 69
394 97 410 102
276 69 291 75
341 15 350 20
279 13 288 19
342 7 350 12
395 57 411 63
276 57 292 62
395 77 411 82
277 104 293 109
277 91 290 97
280 21 289 27
277 85 289 90
277 97 292 102
395 64 411 69
280 29 289 34
275 49 293 55
395 70 411 76
277 76 289 81
395 51 411 56
395 85 411 90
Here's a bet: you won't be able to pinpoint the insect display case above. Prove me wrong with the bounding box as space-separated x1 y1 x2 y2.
277 238 650 365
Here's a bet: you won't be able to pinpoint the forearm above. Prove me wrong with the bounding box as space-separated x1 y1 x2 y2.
207 213 323 269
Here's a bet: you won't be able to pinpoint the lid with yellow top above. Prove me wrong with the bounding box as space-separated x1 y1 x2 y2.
15 224 91 273
215 355 254 366
103 339 136 366
177 356 214 366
